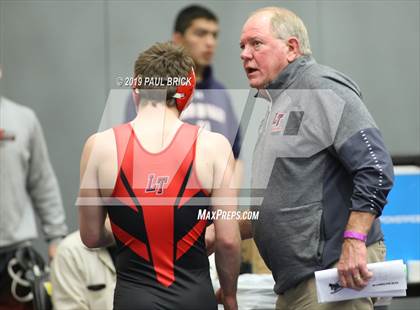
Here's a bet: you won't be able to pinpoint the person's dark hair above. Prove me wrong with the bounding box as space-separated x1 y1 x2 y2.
174 5 218 34
134 42 194 105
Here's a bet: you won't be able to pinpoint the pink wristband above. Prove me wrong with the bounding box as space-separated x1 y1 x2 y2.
343 230 367 242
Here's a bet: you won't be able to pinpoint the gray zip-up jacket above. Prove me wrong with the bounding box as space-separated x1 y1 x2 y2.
0 97 67 250
250 56 394 294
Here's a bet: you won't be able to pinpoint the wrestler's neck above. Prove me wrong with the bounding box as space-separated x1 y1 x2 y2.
132 103 182 151
134 101 182 129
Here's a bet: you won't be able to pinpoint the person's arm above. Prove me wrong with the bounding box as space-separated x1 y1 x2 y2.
337 211 376 289
228 93 244 191
331 87 394 289
50 242 89 310
231 159 243 189
27 112 67 258
211 135 241 310
78 134 114 248
205 216 251 255
238 218 253 240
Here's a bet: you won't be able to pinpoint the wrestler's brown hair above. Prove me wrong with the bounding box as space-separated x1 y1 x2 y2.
134 42 194 104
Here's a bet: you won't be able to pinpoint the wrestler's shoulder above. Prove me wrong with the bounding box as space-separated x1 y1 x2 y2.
196 128 232 155
83 128 115 153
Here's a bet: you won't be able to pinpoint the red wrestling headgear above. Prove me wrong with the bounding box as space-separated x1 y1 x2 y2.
172 68 196 113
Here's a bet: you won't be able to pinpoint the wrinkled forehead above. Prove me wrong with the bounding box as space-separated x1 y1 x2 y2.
240 12 274 41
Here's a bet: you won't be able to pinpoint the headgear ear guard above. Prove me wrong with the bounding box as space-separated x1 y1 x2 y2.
172 68 196 113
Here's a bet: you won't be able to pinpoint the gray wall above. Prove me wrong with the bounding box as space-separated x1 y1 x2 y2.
0 0 419 251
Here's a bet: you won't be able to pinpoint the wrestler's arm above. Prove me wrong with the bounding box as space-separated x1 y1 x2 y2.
78 134 114 248
205 207 251 255
238 218 253 240
210 133 240 310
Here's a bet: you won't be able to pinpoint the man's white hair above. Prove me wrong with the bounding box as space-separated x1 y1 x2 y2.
251 7 312 55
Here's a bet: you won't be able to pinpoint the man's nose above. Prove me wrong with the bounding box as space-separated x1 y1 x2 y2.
205 34 216 48
240 46 252 60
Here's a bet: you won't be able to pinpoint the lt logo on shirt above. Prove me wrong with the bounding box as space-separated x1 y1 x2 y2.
271 112 285 132
145 174 169 195
271 111 304 135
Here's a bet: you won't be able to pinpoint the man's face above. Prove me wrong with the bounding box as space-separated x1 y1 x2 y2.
240 13 290 89
176 18 219 68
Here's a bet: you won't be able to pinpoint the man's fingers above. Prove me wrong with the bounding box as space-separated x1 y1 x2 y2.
352 272 367 289
359 264 373 280
339 269 354 288
339 266 371 289
356 263 372 288
345 272 356 289
338 266 350 288
339 273 347 288
341 267 363 289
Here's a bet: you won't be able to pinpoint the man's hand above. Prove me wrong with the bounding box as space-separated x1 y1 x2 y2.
337 238 372 290
337 211 376 290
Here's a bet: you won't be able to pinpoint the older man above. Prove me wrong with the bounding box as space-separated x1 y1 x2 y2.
238 7 393 310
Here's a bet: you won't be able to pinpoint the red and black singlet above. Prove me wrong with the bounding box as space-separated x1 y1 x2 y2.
107 122 216 310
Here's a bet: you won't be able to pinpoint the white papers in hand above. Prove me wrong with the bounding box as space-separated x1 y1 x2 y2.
315 260 407 303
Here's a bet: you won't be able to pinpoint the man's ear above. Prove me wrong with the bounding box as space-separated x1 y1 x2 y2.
172 32 183 45
286 37 301 63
